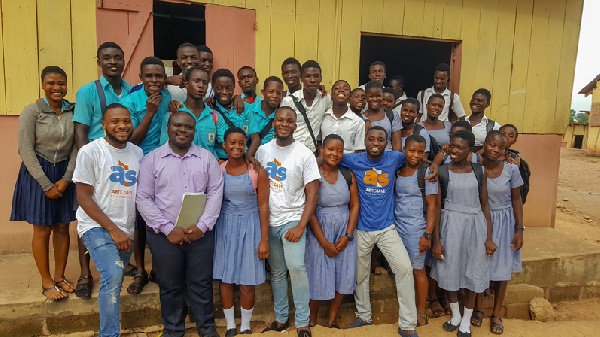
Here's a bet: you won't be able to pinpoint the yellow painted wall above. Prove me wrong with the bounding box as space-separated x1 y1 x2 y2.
563 124 588 149
0 0 583 135
586 85 600 154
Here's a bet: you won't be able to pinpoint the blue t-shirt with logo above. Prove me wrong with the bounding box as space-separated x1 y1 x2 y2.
341 151 405 231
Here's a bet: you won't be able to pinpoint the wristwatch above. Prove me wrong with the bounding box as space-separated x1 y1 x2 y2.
516 226 525 231
345 232 355 241
423 232 434 240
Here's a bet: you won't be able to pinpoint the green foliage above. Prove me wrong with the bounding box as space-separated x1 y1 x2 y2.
570 109 589 125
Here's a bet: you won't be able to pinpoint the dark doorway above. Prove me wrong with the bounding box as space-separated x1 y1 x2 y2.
359 35 460 98
153 1 206 60
574 135 584 149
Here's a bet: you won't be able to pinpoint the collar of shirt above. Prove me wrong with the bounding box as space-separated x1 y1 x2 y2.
180 102 214 121
251 100 276 119
292 86 323 106
324 107 357 121
467 114 490 126
427 86 451 97
215 100 236 115
158 142 204 159
99 75 132 98
42 98 71 112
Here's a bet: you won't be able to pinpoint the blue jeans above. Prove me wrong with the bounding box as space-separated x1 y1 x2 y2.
268 221 310 328
82 227 133 337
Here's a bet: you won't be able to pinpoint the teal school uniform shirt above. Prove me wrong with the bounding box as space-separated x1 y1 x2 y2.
213 101 253 159
159 103 227 158
121 88 172 155
248 102 276 145
340 151 406 231
241 92 263 106
72 75 133 142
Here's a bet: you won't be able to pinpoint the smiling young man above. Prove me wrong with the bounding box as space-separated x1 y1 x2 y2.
73 103 143 337
255 107 320 337
166 42 201 102
137 111 224 337
238 66 262 105
281 57 302 97
417 63 466 123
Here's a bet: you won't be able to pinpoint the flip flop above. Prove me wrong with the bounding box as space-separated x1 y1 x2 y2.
54 279 75 294
42 285 67 302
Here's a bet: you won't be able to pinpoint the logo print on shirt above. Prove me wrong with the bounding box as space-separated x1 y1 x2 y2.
364 167 389 187
266 158 287 182
208 133 215 143
110 161 138 187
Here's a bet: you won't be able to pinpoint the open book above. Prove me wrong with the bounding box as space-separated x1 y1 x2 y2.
175 192 207 228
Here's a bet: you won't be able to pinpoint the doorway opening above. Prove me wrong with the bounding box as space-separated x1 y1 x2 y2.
573 135 584 149
153 1 206 60
359 34 461 98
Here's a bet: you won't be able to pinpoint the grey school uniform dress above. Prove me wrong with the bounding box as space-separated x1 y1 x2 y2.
431 169 490 293
213 172 265 285
488 163 523 281
418 121 452 146
363 111 402 151
394 170 437 269
305 170 356 300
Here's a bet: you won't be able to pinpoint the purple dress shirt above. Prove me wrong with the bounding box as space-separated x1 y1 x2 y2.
136 142 224 235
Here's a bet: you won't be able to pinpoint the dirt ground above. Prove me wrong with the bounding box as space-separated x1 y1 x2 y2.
49 148 600 336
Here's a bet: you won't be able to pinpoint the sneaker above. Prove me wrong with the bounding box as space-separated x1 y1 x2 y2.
347 318 372 329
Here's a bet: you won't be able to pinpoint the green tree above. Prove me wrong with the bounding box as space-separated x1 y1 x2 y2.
570 109 589 125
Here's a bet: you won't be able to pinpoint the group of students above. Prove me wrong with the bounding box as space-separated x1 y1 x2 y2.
10 40 530 337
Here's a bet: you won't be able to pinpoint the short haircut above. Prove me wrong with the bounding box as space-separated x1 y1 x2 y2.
276 106 297 121
369 61 386 71
388 75 405 86
435 63 451 75
405 134 427 147
263 75 284 89
364 80 384 92
140 56 165 74
197 45 212 54
97 42 124 59
451 129 475 148
323 133 344 147
332 80 350 91
41 66 67 81
428 93 445 103
237 65 257 78
485 130 506 142
183 66 207 82
401 97 421 112
281 57 301 70
211 68 235 85
176 42 198 56
350 87 365 95
383 87 397 100
452 120 472 132
501 123 519 137
367 125 388 139
224 126 247 141
301 60 321 74
168 111 196 127
103 102 128 117
473 88 492 102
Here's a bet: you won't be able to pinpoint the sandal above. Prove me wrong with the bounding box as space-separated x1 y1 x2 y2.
328 322 340 329
428 299 445 318
74 276 93 299
127 273 149 295
439 297 452 316
55 279 75 294
262 319 289 332
416 312 429 327
471 310 484 327
124 263 137 277
490 316 504 335
148 269 158 284
42 285 67 302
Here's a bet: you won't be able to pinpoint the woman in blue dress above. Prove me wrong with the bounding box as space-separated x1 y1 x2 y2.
213 127 270 336
418 94 452 146
394 134 438 327
471 131 524 335
305 134 360 328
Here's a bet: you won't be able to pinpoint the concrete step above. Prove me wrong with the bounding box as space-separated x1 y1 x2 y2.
1 228 599 336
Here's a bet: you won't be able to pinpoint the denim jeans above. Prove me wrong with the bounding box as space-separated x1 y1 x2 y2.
268 221 310 328
82 227 133 337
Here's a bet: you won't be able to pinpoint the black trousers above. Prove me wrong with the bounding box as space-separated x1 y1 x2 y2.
147 228 216 337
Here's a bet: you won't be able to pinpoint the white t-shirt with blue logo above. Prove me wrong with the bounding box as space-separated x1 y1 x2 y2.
256 139 320 227
73 138 143 239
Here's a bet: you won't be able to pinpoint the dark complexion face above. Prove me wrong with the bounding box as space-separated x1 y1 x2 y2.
368 64 386 83
400 102 418 124
426 97 445 120
332 81 351 105
365 129 387 159
349 90 366 112
281 63 301 89
449 126 468 138
213 76 235 106
448 136 471 163
168 112 196 149
185 69 209 100
433 70 449 92
404 140 426 166
42 73 67 104
102 107 132 145
177 46 200 71
223 132 246 160
381 92 395 110
301 67 322 96
273 108 297 140
140 64 166 95
322 138 344 167
483 134 507 161
389 79 404 97
501 126 518 148
470 93 490 114
238 68 258 95
365 88 383 112
98 47 125 79
262 80 283 110
199 51 214 74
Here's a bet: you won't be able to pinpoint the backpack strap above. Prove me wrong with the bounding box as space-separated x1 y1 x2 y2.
417 162 429 216
412 123 423 136
471 162 484 201
447 90 456 123
94 80 107 114
220 161 258 192
214 105 235 128
290 95 318 152
439 164 449 207
258 119 273 140
486 118 496 134
338 166 352 189
443 152 449 164
385 109 395 125
419 90 425 116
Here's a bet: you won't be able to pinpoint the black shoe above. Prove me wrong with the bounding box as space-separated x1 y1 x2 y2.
225 328 237 337
443 321 459 332
298 329 312 337
239 330 252 334
262 320 290 332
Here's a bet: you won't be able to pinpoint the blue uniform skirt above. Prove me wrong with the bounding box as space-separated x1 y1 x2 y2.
11 156 76 225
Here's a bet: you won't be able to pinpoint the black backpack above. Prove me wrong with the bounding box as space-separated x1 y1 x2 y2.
507 149 531 204
396 163 430 217
339 166 353 189
412 124 441 162
438 163 484 208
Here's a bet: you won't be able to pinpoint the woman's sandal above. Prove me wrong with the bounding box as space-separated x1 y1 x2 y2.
123 263 137 277
328 322 341 329
74 276 93 299
490 316 504 335
428 299 445 318
42 285 67 302
416 312 429 327
127 273 149 295
471 310 484 328
55 279 75 294
439 297 452 316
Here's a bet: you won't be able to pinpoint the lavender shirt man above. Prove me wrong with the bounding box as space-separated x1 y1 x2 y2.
136 111 223 337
